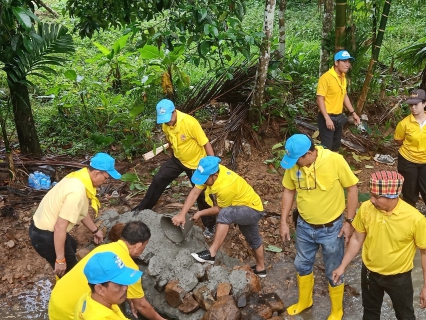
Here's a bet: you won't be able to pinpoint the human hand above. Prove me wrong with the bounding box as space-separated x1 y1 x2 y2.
127 299 137 318
190 212 201 222
338 222 353 246
352 113 361 125
420 285 426 308
332 266 344 285
326 117 335 131
54 261 67 277
280 223 291 242
171 214 186 227
93 229 104 244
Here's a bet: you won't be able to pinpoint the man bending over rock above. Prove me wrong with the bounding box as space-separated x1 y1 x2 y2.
171 156 267 277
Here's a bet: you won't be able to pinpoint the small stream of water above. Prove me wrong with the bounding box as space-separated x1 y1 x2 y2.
0 252 424 319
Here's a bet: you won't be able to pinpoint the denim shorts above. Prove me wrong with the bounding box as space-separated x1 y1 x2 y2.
217 206 265 249
294 215 344 285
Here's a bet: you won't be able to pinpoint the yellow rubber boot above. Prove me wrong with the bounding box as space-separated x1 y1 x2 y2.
287 273 314 315
327 282 344 320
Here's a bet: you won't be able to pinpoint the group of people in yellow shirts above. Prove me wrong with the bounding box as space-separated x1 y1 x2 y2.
28 50 426 319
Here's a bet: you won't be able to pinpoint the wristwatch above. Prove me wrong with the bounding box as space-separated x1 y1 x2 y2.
345 217 354 224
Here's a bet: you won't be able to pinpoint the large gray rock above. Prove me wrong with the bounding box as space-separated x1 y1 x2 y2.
99 209 242 320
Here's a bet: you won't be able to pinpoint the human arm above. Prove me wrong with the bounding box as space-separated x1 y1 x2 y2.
81 214 103 244
332 230 366 285
53 217 70 277
280 188 296 242
394 139 403 145
338 184 358 245
343 94 361 125
420 248 426 308
204 142 214 156
317 95 335 131
171 186 203 227
191 206 220 222
131 297 167 320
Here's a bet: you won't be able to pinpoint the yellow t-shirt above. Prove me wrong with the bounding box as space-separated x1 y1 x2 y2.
49 240 144 320
394 113 426 164
195 164 263 211
33 177 89 232
353 199 426 275
74 292 128 320
282 147 358 224
316 67 347 114
162 110 209 169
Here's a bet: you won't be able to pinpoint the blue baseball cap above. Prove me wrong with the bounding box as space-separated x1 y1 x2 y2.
156 99 176 124
191 156 221 185
90 153 121 179
334 50 355 61
280 134 312 169
84 252 142 285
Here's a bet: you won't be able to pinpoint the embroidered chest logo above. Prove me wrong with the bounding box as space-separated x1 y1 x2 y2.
296 170 303 179
181 134 186 141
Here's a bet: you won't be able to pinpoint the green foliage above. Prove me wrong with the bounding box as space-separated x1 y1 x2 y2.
119 172 148 192
396 37 426 74
264 142 285 171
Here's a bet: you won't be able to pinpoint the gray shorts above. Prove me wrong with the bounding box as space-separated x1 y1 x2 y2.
217 206 265 249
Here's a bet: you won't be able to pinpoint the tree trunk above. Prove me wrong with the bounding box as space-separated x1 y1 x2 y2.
319 0 333 76
8 77 42 156
335 0 347 52
277 0 286 58
249 0 276 124
356 0 392 113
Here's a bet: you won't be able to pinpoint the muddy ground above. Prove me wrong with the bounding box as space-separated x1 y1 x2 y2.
0 128 410 310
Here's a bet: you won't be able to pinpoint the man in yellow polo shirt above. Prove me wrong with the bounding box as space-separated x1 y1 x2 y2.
280 134 358 319
317 50 361 151
332 171 426 319
49 221 166 320
29 153 121 277
74 251 142 320
171 156 267 277
133 99 216 238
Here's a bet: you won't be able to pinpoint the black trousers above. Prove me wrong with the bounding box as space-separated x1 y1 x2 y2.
361 264 415 320
317 112 343 151
397 153 426 209
134 156 216 229
29 221 78 276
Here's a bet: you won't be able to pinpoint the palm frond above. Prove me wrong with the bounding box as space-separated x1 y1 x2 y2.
5 22 74 84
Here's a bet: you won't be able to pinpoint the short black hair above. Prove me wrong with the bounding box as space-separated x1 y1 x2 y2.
121 221 151 245
88 282 109 292
303 134 315 152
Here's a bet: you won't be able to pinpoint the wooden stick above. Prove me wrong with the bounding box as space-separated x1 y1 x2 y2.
143 143 169 161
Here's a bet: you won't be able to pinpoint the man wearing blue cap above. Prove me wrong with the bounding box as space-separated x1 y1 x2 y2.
279 134 358 319
133 99 217 238
29 153 121 277
49 221 166 320
74 251 142 319
171 156 267 277
317 50 361 151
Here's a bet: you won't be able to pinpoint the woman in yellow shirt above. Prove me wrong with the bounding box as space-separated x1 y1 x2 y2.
394 88 426 209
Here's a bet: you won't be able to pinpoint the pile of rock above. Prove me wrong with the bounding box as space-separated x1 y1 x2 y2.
98 209 285 319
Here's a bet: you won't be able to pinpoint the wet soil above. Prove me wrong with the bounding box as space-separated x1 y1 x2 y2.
0 131 419 316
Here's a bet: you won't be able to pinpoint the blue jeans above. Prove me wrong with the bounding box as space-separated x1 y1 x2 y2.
294 216 344 286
